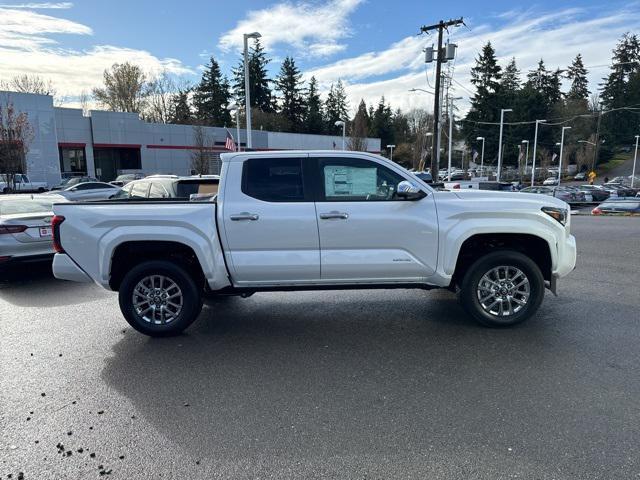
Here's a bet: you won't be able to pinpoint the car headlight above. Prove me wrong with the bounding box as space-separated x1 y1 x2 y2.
542 206 568 225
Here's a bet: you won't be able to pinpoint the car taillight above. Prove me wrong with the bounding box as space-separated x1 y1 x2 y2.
452 183 460 189
0 225 27 234
51 215 65 253
592 207 602 215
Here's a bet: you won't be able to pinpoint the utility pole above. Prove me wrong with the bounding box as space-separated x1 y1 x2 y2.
421 17 463 181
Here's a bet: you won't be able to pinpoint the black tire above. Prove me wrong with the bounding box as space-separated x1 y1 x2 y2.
118 260 203 337
2 187 11 194
37 187 46 193
459 250 544 327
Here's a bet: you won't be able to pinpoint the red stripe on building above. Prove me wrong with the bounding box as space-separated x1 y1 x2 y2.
146 144 227 151
93 143 142 149
58 142 86 148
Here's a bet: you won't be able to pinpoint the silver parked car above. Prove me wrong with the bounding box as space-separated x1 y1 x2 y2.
0 194 67 268
53 182 121 201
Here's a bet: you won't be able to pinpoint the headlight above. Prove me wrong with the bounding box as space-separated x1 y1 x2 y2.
542 206 568 225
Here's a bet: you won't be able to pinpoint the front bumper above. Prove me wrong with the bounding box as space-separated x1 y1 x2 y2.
52 253 93 283
554 233 577 279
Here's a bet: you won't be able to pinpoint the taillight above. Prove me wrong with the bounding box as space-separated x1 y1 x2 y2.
0 225 27 234
592 207 602 215
51 215 65 253
453 183 460 189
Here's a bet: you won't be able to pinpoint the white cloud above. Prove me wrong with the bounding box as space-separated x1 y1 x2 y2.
218 0 363 58
305 4 640 114
0 6 193 99
0 2 73 8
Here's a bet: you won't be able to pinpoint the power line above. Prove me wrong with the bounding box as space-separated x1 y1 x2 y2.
459 106 640 126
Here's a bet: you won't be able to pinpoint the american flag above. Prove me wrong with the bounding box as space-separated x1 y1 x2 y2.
225 129 236 152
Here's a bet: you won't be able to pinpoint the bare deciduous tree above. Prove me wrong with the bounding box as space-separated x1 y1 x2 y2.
2 74 56 97
92 63 148 113
190 125 212 175
145 72 178 124
0 98 34 192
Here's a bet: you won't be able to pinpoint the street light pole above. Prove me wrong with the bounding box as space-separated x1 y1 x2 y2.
521 140 529 182
496 108 512 182
632 135 639 188
335 120 346 149
558 126 571 185
531 119 546 186
387 144 396 161
227 103 241 151
243 32 261 150
476 137 485 177
447 96 462 181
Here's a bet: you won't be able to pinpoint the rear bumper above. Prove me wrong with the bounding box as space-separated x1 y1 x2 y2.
52 253 93 283
0 253 53 268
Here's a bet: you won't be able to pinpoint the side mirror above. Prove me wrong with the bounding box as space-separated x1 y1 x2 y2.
397 180 425 200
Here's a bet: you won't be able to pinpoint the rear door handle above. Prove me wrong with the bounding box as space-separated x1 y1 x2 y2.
230 212 259 221
319 211 349 220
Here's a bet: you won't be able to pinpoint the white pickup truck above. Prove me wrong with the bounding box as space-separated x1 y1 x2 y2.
51 151 576 336
1 174 48 194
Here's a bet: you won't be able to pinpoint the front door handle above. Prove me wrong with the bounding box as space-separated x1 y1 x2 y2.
230 212 259 221
319 211 349 220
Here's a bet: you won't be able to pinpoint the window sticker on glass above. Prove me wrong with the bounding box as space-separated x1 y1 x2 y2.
324 166 377 197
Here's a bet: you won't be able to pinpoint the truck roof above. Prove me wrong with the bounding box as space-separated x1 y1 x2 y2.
220 150 381 162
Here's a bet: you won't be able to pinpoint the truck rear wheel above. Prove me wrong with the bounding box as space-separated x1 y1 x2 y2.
118 260 203 337
459 250 544 327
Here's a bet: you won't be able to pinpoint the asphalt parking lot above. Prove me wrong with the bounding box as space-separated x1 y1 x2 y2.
1 216 639 479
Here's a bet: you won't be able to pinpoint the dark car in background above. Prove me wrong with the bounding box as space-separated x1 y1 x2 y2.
577 185 610 202
521 185 579 204
111 175 220 200
592 200 640 215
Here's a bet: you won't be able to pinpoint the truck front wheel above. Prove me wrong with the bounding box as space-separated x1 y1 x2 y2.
118 260 203 336
459 251 544 327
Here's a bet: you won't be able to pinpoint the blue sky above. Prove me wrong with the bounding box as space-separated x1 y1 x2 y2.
1 0 639 111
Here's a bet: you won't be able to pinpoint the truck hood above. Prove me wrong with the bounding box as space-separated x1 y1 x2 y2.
440 189 568 210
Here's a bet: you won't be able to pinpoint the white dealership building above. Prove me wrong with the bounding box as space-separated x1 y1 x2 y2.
1 91 381 186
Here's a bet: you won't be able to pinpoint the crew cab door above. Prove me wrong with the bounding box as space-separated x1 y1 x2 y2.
220 154 320 285
311 154 438 282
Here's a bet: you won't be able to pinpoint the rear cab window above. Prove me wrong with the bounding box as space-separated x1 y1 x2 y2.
241 158 305 202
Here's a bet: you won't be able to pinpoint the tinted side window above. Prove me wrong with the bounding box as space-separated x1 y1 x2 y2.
242 158 304 202
319 158 406 201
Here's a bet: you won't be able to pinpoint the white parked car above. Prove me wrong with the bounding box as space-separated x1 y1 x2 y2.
52 150 577 336
1 174 48 194
53 182 120 201
543 177 558 186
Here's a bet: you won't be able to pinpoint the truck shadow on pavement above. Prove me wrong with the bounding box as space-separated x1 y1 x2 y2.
99 289 569 475
0 262 109 308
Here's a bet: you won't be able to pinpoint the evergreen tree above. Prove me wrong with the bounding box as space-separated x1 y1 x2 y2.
232 39 274 112
566 54 590 101
275 56 305 132
462 42 502 162
303 76 324 134
348 99 370 151
171 88 193 124
370 97 394 148
601 33 640 146
500 57 521 94
470 42 502 98
192 57 231 126
324 80 350 130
